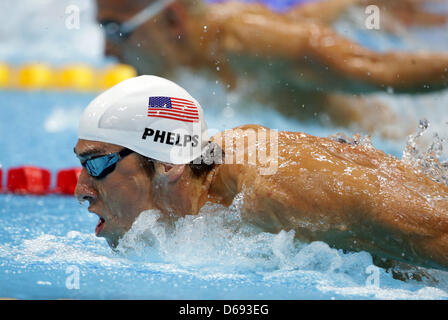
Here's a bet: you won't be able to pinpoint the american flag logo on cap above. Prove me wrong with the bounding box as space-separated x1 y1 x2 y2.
147 96 199 123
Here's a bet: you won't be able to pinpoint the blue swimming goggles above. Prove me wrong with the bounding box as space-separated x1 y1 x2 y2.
78 148 134 179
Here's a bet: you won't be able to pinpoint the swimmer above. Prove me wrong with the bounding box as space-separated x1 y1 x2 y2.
97 0 448 92
74 76 448 273
96 0 448 138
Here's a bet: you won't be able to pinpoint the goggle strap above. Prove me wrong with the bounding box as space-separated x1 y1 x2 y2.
118 148 134 160
120 0 176 35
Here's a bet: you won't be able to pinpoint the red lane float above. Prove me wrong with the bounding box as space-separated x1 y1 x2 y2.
7 166 51 195
2 166 82 196
55 168 82 195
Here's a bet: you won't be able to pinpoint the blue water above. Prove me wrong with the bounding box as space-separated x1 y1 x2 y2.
1 0 448 299
1 85 448 300
1 194 448 300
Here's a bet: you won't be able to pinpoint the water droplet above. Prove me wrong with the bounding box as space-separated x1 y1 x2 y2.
222 106 234 118
419 118 429 130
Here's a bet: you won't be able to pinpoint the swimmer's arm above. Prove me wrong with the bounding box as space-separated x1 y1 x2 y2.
286 0 363 24
205 2 311 58
206 2 448 92
212 126 448 270
304 23 448 92
249 136 448 270
317 145 448 270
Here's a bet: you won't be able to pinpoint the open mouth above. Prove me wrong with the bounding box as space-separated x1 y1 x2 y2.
95 217 105 236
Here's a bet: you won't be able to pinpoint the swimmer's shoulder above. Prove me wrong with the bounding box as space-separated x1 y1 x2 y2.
210 124 314 152
210 124 312 142
210 124 264 142
231 124 269 131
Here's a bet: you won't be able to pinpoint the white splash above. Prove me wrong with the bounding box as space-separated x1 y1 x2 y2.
402 119 448 186
112 193 448 299
44 106 83 132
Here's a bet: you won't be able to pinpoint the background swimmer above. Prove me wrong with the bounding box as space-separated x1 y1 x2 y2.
95 0 448 138
74 75 448 273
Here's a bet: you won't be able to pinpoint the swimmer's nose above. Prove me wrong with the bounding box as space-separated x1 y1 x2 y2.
75 169 98 205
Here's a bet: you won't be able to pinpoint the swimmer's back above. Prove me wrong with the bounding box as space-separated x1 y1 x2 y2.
212 124 448 269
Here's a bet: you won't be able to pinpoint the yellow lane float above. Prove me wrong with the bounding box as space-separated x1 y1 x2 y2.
56 64 95 91
0 62 137 91
101 64 138 89
18 63 53 89
0 62 9 87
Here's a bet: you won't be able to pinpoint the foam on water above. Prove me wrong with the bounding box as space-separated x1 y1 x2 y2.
2 193 448 299
402 119 448 187
44 106 84 133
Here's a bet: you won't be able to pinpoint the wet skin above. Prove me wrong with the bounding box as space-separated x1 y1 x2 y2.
211 125 448 271
74 140 154 247
95 0 448 140
96 0 448 92
75 125 448 271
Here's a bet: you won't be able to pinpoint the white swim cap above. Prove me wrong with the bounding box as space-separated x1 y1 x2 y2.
78 75 209 164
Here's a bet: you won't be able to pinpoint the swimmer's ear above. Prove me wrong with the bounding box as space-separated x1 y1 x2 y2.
154 162 186 183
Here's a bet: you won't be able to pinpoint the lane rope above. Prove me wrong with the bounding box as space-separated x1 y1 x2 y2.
0 167 81 196
0 62 137 91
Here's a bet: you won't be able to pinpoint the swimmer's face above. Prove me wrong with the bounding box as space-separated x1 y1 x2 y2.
74 139 154 248
96 0 199 74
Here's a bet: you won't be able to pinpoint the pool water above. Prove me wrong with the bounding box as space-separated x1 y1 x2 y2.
1 0 448 300
1 82 448 300
1 193 448 300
